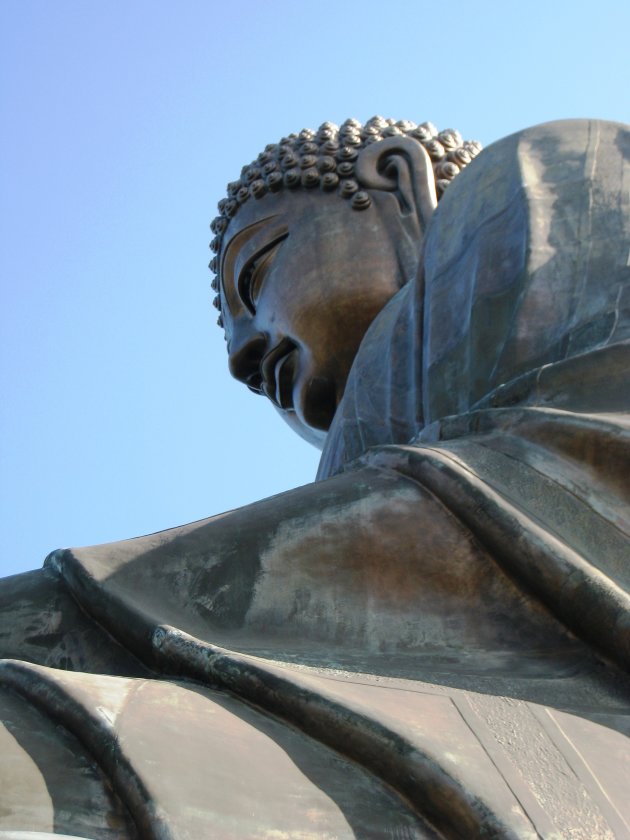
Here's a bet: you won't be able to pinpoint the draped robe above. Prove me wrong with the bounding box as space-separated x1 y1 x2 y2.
1 120 629 839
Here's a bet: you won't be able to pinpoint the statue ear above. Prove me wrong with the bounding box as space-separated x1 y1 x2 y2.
355 136 437 233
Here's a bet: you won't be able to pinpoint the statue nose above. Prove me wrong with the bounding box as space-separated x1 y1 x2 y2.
228 333 267 393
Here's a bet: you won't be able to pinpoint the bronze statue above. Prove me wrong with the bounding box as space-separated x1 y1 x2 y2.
1 117 629 839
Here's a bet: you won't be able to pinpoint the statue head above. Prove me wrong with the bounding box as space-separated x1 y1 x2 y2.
210 117 481 447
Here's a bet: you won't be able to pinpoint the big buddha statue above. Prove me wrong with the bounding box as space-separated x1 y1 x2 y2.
1 116 629 839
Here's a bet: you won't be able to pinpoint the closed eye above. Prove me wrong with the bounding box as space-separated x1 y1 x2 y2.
238 232 288 315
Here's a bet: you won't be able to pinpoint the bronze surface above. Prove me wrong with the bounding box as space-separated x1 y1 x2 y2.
1 118 629 838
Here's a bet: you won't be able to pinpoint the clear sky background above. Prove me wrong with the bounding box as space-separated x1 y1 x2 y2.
1 0 629 578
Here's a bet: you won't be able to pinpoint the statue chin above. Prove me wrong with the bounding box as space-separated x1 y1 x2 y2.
273 372 340 449
275 403 327 449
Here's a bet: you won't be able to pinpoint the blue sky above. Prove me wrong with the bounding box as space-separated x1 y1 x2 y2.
1 0 629 577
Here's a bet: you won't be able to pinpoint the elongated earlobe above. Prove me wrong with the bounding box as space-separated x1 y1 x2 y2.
355 136 438 234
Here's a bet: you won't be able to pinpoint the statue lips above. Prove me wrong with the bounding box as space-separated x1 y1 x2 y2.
261 338 297 410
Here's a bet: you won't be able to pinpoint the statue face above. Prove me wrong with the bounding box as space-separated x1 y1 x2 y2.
220 188 416 447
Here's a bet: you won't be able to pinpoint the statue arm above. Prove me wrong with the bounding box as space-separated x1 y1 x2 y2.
46 462 577 671
0 566 150 675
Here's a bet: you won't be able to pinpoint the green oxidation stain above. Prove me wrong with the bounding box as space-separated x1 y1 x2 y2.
615 126 630 162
